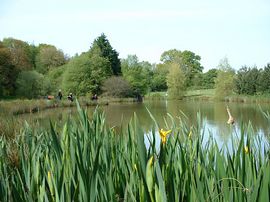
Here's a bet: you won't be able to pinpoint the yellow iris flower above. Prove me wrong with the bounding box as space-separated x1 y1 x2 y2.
244 146 249 154
159 129 172 144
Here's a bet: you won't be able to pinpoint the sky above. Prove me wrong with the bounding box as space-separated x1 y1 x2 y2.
0 0 270 71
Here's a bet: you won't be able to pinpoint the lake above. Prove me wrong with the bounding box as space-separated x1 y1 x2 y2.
2 100 270 149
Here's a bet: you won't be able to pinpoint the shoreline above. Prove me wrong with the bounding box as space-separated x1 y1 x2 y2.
2 91 270 116
0 97 138 116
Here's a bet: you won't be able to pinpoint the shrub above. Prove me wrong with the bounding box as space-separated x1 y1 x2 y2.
102 76 132 97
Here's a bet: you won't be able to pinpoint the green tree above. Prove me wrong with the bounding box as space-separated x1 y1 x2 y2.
150 63 168 91
122 55 150 97
2 38 33 70
92 33 121 75
16 71 51 98
257 63 270 94
201 69 218 89
102 76 132 97
62 47 110 95
235 66 259 95
166 62 186 99
47 65 67 93
215 57 235 98
35 45 66 74
0 42 17 97
160 49 203 87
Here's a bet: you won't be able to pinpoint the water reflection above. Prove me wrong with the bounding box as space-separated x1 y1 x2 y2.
4 100 270 146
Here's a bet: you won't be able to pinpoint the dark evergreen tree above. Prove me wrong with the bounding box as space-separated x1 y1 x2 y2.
92 33 121 75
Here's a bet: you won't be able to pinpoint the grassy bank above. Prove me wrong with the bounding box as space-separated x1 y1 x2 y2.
0 102 269 201
146 89 270 103
0 97 138 116
223 94 270 103
145 89 215 101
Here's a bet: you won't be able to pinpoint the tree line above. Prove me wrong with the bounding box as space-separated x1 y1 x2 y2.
0 34 269 100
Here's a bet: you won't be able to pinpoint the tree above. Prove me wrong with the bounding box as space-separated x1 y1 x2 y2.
2 38 33 71
92 33 121 75
62 46 110 95
234 66 259 95
257 63 270 94
150 63 168 91
47 65 67 93
215 57 235 98
121 55 150 97
35 44 66 73
166 62 186 99
200 69 218 89
160 49 203 87
16 71 51 98
0 42 17 97
102 76 132 97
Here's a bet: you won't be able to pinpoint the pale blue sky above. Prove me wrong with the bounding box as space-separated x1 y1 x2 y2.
0 0 269 71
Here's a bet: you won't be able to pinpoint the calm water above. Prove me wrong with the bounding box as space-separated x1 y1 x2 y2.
3 100 270 147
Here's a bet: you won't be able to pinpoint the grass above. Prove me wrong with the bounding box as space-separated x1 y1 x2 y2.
0 98 109 116
146 89 270 103
145 92 168 100
0 100 269 201
0 96 138 116
145 89 215 101
223 94 270 103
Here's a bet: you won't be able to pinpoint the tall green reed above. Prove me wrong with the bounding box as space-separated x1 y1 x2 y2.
0 100 269 201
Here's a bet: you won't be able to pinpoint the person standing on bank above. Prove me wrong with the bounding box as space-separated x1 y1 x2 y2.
67 93 73 102
58 89 63 100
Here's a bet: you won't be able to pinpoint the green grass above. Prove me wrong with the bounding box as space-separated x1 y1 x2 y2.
145 89 215 100
146 89 270 103
0 100 269 201
185 89 215 97
224 94 270 103
0 98 108 116
145 92 168 100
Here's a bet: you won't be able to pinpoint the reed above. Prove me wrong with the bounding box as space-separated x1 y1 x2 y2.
0 101 269 201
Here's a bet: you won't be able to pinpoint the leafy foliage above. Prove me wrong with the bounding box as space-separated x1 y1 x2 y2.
257 63 270 94
2 38 34 70
46 65 67 92
0 43 17 97
16 70 51 98
92 33 121 75
234 66 260 95
200 68 218 89
62 48 110 95
166 62 186 99
122 55 151 97
35 44 66 74
160 49 203 87
102 76 132 97
215 58 235 98
150 63 169 92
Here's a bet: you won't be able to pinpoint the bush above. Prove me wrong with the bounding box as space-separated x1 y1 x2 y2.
102 76 132 97
16 70 51 98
